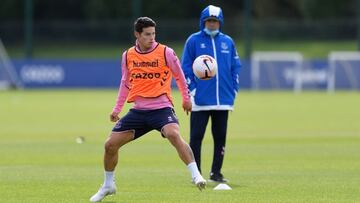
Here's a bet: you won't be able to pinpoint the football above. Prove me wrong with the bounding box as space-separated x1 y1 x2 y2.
192 55 217 80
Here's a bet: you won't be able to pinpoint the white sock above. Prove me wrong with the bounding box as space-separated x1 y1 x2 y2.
187 162 201 179
103 171 114 187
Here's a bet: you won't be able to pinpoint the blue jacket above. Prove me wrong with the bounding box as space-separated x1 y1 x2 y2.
181 5 241 111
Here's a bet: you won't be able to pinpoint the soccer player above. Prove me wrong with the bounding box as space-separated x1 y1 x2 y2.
181 5 241 182
89 17 206 202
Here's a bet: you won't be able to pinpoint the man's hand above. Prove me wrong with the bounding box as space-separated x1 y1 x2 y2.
182 100 192 115
110 112 120 122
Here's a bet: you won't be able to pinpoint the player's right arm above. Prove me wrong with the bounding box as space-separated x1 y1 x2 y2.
111 51 130 122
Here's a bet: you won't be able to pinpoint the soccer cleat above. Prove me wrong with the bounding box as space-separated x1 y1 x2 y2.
209 172 228 183
89 183 117 202
193 175 207 191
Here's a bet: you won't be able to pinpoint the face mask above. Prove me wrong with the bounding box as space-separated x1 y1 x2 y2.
203 28 219 37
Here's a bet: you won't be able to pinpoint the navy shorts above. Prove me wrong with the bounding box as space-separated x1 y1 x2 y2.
112 107 179 139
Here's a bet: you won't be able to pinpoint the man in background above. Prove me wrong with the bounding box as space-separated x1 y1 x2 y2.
181 5 241 183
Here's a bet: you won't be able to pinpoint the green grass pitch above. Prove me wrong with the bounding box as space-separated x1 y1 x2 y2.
7 40 357 59
1 90 359 202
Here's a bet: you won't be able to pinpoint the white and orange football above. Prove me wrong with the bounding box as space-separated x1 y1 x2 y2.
192 55 217 80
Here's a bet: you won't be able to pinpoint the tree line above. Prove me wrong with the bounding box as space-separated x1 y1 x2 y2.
0 0 356 22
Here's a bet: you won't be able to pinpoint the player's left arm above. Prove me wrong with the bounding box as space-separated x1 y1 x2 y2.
165 47 192 114
230 40 242 94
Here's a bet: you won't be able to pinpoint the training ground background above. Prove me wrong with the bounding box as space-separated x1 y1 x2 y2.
0 90 359 202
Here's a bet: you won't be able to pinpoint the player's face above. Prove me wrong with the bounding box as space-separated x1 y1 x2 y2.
135 26 156 51
205 19 220 31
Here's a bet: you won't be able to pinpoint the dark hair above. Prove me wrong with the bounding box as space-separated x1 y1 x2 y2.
134 17 156 33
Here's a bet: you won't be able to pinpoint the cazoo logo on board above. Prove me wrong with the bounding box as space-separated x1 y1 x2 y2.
20 65 65 84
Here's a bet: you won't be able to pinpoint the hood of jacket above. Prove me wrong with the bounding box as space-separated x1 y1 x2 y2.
199 5 224 31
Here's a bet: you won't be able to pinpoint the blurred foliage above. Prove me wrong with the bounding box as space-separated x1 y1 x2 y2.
253 0 356 19
0 0 357 56
301 0 356 19
0 0 357 22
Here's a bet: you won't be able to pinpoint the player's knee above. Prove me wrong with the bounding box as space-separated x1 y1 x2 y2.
104 140 118 154
164 128 180 141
